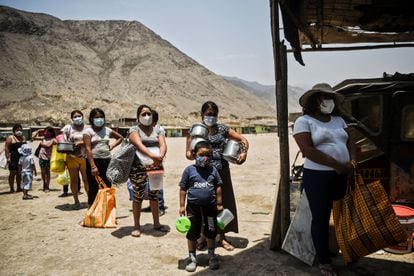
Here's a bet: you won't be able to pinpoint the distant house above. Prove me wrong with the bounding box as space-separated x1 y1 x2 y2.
0 127 12 142
240 126 253 134
116 126 130 137
227 122 243 134
163 126 188 137
254 124 269 134
118 118 137 126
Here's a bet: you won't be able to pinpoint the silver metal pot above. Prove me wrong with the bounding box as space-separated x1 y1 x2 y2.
189 123 208 138
57 142 75 153
190 137 208 151
222 139 240 163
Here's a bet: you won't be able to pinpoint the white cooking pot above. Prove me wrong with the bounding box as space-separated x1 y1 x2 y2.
222 139 240 164
189 123 208 138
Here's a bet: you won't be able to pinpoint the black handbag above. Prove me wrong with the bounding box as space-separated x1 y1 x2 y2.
57 142 75 153
34 143 41 158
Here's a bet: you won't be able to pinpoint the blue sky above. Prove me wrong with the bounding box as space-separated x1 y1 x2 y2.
1 0 413 89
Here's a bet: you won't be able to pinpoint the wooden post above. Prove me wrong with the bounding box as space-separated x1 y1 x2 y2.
269 0 291 250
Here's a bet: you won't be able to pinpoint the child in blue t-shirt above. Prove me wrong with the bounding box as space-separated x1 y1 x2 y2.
179 140 223 272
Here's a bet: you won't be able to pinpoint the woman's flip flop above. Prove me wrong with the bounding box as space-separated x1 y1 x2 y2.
131 229 141 237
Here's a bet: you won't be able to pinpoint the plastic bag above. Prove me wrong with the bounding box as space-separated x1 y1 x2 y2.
333 174 407 264
50 145 66 173
0 150 7 169
56 169 70 185
106 138 135 185
83 176 117 228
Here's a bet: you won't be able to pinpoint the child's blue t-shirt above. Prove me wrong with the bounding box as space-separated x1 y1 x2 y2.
179 164 222 205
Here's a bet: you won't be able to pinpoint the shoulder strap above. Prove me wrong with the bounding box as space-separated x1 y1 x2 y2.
63 125 71 141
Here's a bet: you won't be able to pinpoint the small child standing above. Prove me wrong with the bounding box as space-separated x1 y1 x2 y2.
18 144 37 200
179 140 223 272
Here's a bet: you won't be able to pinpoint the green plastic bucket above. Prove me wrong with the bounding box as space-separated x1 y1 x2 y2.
176 216 191 234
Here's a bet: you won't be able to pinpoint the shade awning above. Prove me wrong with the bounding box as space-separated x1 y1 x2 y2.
280 0 414 64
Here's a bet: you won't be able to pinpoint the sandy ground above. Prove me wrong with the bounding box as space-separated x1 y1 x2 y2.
0 133 413 275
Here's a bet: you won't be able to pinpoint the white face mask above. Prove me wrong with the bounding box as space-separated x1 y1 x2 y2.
203 116 217 126
320 99 335 114
139 115 153 126
14 131 23 137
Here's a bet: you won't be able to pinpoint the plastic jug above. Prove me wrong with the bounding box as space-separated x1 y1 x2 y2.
147 170 164 190
176 216 191 234
217 209 234 230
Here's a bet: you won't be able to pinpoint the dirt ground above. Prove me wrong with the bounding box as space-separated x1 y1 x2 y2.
0 133 413 275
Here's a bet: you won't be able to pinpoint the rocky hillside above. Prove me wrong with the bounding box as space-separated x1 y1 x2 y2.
0 6 276 127
222 76 305 113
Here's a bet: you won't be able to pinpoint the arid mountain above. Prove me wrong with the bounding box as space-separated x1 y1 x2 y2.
222 76 305 113
0 6 276 127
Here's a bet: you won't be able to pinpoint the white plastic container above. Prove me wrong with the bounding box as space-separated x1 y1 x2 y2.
217 208 234 230
136 147 160 166
147 170 164 190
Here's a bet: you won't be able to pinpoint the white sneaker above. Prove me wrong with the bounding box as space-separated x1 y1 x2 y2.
185 259 197 272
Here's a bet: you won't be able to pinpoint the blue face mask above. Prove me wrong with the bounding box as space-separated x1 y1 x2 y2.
195 156 210 167
93 118 105 127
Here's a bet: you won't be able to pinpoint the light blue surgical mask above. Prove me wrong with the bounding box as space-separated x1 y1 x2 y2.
73 116 83 126
93 118 105 127
203 116 217 127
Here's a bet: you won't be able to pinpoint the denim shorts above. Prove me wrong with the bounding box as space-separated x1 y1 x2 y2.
21 171 33 190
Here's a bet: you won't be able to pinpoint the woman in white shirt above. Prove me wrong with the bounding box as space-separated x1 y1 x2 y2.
84 108 123 207
128 104 167 237
293 83 355 276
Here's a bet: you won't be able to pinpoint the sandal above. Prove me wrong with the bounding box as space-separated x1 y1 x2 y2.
22 194 33 200
131 229 141 237
319 264 337 276
73 202 82 210
219 239 235 251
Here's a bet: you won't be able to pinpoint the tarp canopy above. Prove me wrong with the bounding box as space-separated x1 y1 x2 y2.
280 0 414 64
